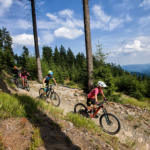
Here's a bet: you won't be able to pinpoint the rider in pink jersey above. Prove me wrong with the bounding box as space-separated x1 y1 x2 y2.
87 81 107 113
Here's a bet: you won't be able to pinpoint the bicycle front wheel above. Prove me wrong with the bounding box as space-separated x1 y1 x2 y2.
50 92 60 107
99 113 120 135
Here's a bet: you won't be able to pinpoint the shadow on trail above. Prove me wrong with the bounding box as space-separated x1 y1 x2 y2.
15 94 81 150
0 78 11 93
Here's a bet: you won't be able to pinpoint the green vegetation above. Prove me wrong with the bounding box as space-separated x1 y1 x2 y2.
111 93 150 111
0 92 26 118
65 113 99 131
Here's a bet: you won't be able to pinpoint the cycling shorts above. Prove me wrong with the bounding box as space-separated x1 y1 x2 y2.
86 98 96 106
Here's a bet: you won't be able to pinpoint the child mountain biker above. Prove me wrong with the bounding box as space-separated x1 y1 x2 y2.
42 70 57 94
87 81 107 114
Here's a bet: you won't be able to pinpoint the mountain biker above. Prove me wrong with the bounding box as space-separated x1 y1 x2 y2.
42 70 57 94
12 66 19 84
20 68 30 88
87 81 107 114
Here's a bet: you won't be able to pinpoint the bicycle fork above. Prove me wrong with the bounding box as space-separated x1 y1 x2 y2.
103 108 112 125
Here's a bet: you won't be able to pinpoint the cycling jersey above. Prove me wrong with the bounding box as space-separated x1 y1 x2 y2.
45 75 53 84
21 71 29 77
12 68 19 78
88 87 104 99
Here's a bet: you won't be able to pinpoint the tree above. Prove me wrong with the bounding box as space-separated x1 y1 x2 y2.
66 48 75 67
82 0 93 90
21 46 29 68
95 42 106 63
42 46 53 64
53 46 60 65
30 0 42 82
0 28 14 70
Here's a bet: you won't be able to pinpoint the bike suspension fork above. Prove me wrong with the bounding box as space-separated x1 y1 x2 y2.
103 108 111 125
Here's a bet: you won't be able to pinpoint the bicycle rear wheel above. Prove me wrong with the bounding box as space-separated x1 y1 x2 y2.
74 103 88 117
50 92 60 107
25 82 30 92
99 113 120 135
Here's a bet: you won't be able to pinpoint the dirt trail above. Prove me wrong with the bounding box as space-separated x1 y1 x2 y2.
11 81 150 150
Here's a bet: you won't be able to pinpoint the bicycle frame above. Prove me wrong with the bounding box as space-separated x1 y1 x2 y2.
90 102 104 118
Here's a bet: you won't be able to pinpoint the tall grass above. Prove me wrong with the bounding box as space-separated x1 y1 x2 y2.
0 92 26 118
112 93 150 111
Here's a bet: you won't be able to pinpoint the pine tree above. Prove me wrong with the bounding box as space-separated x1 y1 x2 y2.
66 48 75 67
53 46 60 65
42 46 53 65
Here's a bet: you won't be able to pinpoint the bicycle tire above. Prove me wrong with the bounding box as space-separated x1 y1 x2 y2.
39 88 45 99
25 82 30 92
74 103 88 117
50 92 60 107
99 113 120 135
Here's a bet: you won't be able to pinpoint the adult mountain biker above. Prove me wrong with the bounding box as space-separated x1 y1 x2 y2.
87 81 107 114
42 70 57 94
12 66 19 84
20 68 30 88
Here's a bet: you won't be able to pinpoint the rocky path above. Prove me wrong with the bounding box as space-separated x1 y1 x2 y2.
12 81 150 150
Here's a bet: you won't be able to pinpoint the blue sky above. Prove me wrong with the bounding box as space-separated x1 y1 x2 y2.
0 0 150 65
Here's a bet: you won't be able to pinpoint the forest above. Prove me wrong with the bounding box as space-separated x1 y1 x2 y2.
0 27 150 99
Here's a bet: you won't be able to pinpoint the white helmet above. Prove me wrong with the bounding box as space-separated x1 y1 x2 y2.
97 81 107 87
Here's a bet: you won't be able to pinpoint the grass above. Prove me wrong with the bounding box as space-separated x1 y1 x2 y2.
29 127 43 150
112 92 150 111
65 113 99 131
0 92 26 119
0 92 63 120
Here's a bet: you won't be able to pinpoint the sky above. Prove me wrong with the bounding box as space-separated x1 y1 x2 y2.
0 0 150 65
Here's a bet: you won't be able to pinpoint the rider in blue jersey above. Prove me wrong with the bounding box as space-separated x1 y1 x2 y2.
43 70 57 92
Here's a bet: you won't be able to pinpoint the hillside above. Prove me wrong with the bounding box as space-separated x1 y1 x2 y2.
0 72 150 150
122 63 150 75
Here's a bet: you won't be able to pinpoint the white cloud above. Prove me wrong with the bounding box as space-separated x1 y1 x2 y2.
46 13 58 21
125 40 142 51
91 4 129 31
44 9 83 40
140 0 150 9
59 9 73 18
109 36 150 56
0 0 13 16
54 27 83 39
37 20 57 29
13 33 34 46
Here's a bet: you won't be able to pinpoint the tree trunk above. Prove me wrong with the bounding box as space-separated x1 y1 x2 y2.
83 0 93 90
30 0 43 82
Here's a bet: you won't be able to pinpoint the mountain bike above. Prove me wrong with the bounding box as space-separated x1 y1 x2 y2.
16 78 30 92
74 99 121 135
39 84 60 107
11 76 19 88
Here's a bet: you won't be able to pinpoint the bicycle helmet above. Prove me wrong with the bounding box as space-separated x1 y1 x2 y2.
48 70 53 75
97 81 107 87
